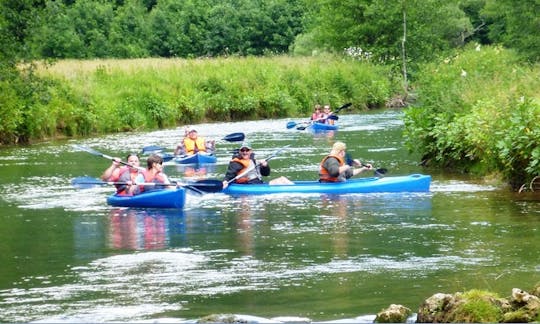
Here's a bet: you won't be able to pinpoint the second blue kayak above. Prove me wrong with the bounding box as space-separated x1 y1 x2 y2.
173 152 217 164
222 174 431 195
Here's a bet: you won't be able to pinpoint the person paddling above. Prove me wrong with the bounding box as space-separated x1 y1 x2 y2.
101 153 141 196
174 127 215 156
222 142 292 189
319 142 372 182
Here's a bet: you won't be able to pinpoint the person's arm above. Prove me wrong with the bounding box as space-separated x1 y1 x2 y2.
101 158 121 181
129 173 145 195
174 141 185 155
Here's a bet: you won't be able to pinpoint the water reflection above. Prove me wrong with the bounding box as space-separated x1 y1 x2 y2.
107 208 183 250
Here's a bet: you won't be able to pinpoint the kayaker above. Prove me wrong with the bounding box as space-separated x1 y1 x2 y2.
174 127 215 156
321 104 335 125
310 104 324 122
130 154 173 194
101 153 141 196
319 141 372 182
222 141 292 189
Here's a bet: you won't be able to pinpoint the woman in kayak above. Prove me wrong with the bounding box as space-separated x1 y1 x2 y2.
100 153 141 196
222 141 292 189
130 154 174 194
319 141 372 182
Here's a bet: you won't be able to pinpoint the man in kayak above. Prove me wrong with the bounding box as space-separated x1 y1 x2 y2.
319 141 372 182
101 153 141 196
222 141 292 189
174 127 215 156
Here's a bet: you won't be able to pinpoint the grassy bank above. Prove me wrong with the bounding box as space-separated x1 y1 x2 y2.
8 55 396 142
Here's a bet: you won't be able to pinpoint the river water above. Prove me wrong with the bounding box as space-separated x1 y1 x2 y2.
0 110 538 323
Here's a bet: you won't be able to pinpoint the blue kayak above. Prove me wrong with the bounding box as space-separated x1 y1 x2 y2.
107 188 186 209
311 122 338 131
222 174 431 195
173 152 217 164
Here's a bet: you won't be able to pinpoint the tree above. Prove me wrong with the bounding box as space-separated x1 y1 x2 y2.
482 0 540 62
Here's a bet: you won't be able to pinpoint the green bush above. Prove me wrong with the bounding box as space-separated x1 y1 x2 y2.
404 45 540 188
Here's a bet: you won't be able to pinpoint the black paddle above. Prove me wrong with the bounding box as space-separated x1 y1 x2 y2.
345 153 387 177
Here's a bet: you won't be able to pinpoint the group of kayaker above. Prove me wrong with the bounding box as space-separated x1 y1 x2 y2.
102 127 372 196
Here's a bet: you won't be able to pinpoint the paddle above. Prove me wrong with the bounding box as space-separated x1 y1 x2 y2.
71 176 223 193
227 145 291 184
345 153 387 177
72 144 145 171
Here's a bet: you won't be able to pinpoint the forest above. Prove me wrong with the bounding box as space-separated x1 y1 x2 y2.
0 0 539 189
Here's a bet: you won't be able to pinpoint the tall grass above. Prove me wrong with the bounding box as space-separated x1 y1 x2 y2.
22 55 397 141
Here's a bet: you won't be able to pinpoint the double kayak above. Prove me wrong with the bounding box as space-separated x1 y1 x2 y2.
107 188 186 209
310 122 338 131
222 174 431 195
174 152 217 164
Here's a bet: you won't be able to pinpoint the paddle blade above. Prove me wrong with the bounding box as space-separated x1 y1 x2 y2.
286 121 297 129
141 145 165 155
374 168 388 177
327 114 339 120
335 102 352 113
160 153 175 162
71 176 105 189
72 144 102 157
222 132 245 142
189 179 223 193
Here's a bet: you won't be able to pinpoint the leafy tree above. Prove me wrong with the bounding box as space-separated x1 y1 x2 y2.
109 0 151 57
482 0 540 62
148 0 209 57
296 0 473 67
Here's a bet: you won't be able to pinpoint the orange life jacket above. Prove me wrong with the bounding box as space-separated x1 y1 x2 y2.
231 157 258 183
319 154 345 182
183 137 206 155
138 170 167 193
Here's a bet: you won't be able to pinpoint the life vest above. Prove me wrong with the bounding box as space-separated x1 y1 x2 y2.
115 168 138 196
183 137 206 155
319 154 345 182
138 169 167 192
311 112 323 121
231 157 260 183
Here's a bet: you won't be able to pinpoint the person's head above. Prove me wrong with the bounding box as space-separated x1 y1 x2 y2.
146 154 164 170
314 104 321 112
239 141 252 159
331 141 347 157
324 104 331 113
187 127 198 139
126 153 140 169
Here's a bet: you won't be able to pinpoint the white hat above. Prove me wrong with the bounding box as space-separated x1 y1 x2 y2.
240 141 252 150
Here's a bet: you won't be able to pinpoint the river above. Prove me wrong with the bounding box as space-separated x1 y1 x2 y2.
0 110 538 323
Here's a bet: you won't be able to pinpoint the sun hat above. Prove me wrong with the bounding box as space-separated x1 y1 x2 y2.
240 141 252 150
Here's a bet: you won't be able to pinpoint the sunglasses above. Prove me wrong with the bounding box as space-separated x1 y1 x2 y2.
240 148 251 152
